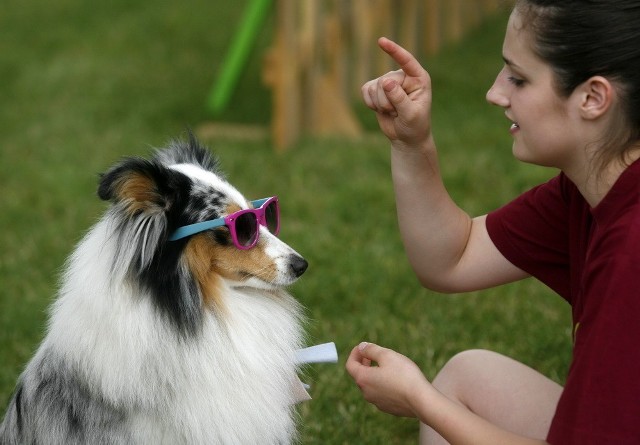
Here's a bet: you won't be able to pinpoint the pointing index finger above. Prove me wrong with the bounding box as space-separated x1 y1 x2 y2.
378 37 425 79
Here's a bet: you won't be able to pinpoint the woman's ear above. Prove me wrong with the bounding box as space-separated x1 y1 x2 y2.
579 76 615 120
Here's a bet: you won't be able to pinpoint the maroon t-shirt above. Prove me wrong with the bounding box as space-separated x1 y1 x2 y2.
486 160 640 444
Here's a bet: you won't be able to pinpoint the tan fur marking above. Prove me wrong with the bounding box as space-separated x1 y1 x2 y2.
185 236 226 310
116 173 161 215
192 234 279 285
210 236 279 284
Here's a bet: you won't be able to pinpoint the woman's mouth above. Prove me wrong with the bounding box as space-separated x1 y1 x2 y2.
509 122 520 134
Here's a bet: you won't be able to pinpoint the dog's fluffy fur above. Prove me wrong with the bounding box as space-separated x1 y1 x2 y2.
0 136 308 444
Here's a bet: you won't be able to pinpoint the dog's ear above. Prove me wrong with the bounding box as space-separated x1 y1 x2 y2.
98 157 186 217
98 158 190 274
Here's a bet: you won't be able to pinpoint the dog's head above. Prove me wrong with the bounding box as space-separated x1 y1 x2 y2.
97 134 307 333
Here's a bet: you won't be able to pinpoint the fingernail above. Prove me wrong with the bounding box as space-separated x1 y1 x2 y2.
358 341 369 351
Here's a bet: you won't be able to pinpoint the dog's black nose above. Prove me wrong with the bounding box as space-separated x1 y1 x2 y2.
289 255 308 277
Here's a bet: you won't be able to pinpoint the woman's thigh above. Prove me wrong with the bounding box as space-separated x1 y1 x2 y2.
420 349 563 444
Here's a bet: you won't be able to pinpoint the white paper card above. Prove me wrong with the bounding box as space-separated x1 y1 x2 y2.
295 342 338 365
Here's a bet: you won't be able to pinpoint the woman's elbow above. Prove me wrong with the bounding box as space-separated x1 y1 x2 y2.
414 271 466 294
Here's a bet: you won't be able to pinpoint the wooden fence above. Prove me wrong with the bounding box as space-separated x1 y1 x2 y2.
262 0 508 150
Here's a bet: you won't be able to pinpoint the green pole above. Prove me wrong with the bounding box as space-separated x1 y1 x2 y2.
206 0 273 117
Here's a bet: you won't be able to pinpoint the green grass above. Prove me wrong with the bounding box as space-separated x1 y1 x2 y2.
0 1 571 443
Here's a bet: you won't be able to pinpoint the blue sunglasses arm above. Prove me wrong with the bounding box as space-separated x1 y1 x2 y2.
251 198 270 208
168 218 225 241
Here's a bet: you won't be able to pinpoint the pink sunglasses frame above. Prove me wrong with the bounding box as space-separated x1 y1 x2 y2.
168 196 280 250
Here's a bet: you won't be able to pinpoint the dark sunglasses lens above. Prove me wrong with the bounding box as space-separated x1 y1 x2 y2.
235 213 258 246
265 201 279 233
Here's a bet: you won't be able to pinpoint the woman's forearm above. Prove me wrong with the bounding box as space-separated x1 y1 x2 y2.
390 138 474 292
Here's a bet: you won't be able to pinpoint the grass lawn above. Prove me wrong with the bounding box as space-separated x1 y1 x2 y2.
0 1 572 442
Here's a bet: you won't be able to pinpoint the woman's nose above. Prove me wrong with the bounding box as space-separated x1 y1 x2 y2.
486 83 509 107
486 70 510 108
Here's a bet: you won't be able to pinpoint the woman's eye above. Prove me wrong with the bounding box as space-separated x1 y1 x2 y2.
508 76 525 87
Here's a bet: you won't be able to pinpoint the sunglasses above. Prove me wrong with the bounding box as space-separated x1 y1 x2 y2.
168 196 280 250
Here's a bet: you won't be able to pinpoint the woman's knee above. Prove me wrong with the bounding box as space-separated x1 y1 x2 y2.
432 349 562 433
432 349 508 404
433 349 495 389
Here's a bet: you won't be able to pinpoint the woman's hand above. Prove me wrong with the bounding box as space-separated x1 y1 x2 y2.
361 37 433 149
345 342 432 418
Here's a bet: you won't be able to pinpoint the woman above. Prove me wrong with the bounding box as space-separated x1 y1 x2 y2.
346 1 640 443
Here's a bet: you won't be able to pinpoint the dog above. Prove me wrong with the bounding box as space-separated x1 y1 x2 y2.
0 135 309 444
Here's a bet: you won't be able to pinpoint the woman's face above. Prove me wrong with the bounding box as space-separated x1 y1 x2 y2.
486 8 583 170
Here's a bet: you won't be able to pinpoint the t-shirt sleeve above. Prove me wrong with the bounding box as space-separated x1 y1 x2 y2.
485 174 572 299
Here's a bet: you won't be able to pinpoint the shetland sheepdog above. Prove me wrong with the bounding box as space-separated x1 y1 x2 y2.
0 135 309 444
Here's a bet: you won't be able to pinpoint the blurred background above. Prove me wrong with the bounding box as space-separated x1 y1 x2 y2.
0 0 572 442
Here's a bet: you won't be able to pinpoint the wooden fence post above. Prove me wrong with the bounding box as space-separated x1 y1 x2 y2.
263 0 507 150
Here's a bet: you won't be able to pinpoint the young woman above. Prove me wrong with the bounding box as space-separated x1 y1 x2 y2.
345 1 640 444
